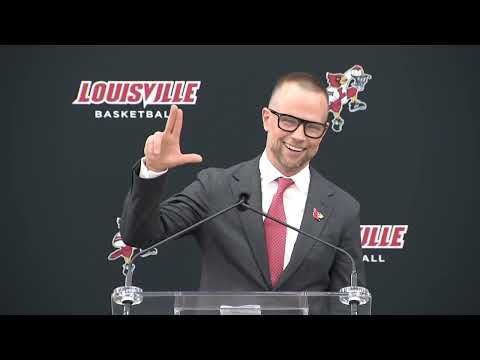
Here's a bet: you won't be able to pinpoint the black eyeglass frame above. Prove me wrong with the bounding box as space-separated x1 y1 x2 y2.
267 108 330 139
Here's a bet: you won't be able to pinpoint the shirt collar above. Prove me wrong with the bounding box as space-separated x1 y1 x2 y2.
259 150 310 195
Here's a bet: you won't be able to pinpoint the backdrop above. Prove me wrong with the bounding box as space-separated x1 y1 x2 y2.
2 45 479 314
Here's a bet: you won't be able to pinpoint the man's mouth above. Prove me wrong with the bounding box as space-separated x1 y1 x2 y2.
284 142 305 152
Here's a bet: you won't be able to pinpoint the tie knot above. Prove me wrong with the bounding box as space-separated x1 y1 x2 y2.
276 177 294 194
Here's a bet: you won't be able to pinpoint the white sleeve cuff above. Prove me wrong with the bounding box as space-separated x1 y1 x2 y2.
139 157 168 179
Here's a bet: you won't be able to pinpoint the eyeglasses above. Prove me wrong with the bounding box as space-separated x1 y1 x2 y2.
268 108 329 139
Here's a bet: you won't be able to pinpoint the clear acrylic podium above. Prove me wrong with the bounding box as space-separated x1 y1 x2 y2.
111 290 372 315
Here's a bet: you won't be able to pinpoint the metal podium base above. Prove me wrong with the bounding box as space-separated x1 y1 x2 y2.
339 286 370 306
112 286 144 306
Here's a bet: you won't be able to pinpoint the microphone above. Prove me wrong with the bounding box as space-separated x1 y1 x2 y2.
113 194 248 315
238 192 369 315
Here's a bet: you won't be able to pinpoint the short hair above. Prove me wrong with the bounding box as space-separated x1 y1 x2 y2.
269 72 328 105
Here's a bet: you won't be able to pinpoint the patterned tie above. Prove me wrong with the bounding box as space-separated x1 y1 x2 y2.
264 177 294 288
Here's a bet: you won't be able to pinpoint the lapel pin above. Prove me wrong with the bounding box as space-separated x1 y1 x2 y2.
312 208 324 221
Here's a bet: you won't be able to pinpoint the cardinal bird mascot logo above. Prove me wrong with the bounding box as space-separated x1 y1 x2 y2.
108 217 158 276
326 65 372 133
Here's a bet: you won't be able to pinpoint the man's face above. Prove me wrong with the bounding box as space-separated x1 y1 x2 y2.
262 82 329 177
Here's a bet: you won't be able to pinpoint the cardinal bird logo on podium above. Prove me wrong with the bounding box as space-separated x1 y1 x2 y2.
108 217 158 276
326 65 372 133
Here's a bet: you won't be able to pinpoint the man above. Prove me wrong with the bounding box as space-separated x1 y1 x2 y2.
120 72 366 296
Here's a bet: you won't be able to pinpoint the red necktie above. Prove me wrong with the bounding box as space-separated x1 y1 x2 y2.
264 177 294 288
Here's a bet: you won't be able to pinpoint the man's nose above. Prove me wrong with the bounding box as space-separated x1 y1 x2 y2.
290 124 306 141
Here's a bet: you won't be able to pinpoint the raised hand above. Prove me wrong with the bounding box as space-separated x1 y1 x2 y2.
144 104 203 172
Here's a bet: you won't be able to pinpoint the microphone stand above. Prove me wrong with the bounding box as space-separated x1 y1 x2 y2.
112 197 247 315
240 201 370 315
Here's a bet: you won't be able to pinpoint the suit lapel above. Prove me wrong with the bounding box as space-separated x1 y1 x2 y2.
275 166 335 289
230 156 272 289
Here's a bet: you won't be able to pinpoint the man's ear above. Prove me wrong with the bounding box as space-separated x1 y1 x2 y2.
262 107 270 132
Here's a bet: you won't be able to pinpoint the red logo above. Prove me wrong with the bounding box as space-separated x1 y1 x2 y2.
107 218 158 274
73 81 201 108
361 225 408 249
312 208 324 221
326 65 371 132
108 231 135 263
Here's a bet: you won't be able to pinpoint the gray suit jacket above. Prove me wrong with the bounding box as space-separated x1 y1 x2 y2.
121 155 366 293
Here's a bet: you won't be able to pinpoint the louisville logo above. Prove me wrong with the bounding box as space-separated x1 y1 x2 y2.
108 217 158 276
326 65 372 132
73 81 201 108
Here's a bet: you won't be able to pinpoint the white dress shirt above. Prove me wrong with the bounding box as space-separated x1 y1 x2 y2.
139 151 311 269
